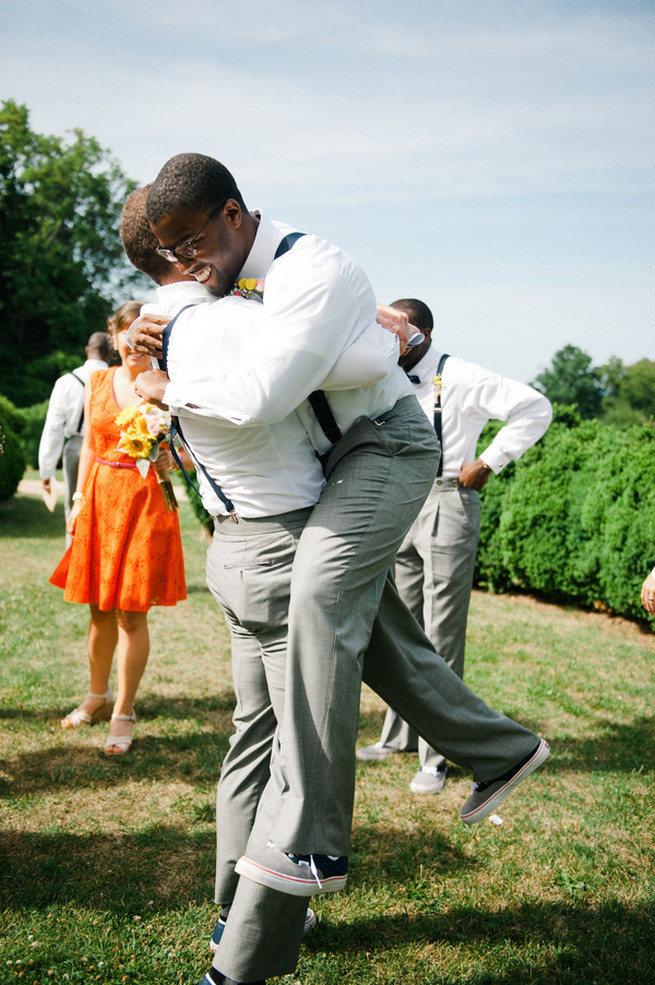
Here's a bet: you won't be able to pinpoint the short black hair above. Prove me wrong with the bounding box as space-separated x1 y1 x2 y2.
146 153 247 225
119 185 172 285
86 331 112 362
391 298 434 334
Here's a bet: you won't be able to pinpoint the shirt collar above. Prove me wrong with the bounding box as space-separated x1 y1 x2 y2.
403 344 438 384
155 281 215 305
239 213 299 280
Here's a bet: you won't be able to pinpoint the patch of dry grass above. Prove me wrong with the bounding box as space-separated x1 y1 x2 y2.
1 479 654 984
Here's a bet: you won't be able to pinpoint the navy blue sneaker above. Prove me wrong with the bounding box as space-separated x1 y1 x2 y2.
236 842 347 896
199 973 265 985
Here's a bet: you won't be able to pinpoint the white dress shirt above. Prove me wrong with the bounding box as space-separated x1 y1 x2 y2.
160 281 400 517
407 345 552 480
162 292 324 517
38 358 109 479
163 214 412 455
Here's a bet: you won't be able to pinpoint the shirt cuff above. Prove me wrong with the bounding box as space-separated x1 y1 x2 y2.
479 447 510 474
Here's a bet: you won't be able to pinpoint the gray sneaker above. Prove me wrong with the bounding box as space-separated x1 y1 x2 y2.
356 742 400 762
460 739 550 824
236 843 348 897
410 765 447 794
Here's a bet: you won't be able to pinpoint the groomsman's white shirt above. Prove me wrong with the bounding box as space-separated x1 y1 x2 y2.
38 358 109 480
163 214 412 456
152 281 399 518
407 346 553 479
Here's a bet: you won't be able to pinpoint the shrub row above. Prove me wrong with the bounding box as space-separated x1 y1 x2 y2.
476 406 655 625
0 394 48 501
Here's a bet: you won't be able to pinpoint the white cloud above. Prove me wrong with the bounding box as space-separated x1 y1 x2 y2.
1 0 653 380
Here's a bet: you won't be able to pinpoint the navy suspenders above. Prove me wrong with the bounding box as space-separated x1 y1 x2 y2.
433 353 449 477
159 306 238 520
274 234 343 449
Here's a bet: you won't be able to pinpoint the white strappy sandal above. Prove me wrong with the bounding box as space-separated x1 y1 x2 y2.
61 688 114 728
104 711 136 756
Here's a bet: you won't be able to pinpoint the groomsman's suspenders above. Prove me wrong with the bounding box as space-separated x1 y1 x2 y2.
159 306 238 521
274 233 343 450
69 371 86 435
433 353 449 477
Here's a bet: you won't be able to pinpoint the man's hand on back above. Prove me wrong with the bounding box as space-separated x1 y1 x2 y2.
126 313 170 356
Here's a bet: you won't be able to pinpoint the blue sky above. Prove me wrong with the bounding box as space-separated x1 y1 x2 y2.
1 0 653 382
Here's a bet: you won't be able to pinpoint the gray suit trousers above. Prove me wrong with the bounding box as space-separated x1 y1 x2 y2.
211 398 538 981
62 433 83 548
380 481 481 768
257 396 537 858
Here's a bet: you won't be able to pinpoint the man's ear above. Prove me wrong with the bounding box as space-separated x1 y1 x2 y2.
223 199 243 228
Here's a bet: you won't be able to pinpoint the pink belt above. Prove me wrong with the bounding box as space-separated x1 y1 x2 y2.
96 457 138 470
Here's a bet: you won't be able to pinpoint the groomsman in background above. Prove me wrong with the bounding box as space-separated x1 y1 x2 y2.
357 298 552 793
38 332 111 544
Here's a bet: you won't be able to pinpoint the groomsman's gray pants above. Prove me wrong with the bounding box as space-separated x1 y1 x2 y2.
212 396 539 982
262 397 536 860
379 481 481 768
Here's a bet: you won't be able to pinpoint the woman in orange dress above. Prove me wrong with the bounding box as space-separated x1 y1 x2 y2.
50 301 186 755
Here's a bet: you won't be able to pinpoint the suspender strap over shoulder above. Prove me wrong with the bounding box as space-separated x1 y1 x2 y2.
69 370 86 435
160 305 238 521
272 230 343 449
274 231 306 260
434 353 449 477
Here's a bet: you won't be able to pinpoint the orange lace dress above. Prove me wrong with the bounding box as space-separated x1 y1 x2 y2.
50 367 186 611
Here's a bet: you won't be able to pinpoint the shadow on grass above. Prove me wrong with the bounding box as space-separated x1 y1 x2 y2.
0 825 469 914
0 495 64 540
2 712 652 803
304 898 655 984
0 692 236 724
0 729 235 798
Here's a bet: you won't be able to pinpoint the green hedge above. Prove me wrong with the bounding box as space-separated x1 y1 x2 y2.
476 406 655 625
0 402 26 501
0 394 48 474
16 399 49 469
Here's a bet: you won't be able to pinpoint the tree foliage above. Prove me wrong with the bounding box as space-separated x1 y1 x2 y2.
600 356 655 426
531 344 602 419
0 100 143 406
533 344 655 426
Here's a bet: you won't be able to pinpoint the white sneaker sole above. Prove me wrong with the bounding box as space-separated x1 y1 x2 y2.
460 739 550 824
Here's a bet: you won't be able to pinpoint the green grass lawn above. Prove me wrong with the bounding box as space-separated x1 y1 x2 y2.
1 476 654 984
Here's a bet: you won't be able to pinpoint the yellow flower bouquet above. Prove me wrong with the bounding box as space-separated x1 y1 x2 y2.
115 403 178 511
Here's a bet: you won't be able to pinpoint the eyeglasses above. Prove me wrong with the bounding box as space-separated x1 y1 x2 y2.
156 201 226 263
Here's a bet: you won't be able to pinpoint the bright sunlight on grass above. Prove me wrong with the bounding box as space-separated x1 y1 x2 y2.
1 477 653 984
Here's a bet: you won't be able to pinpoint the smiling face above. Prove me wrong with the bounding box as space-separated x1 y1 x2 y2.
113 323 151 375
151 200 253 298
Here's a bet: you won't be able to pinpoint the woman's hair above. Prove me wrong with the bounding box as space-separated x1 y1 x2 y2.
108 301 143 346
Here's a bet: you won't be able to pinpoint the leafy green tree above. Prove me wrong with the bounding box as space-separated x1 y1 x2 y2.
600 357 655 426
531 344 602 419
0 100 145 406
